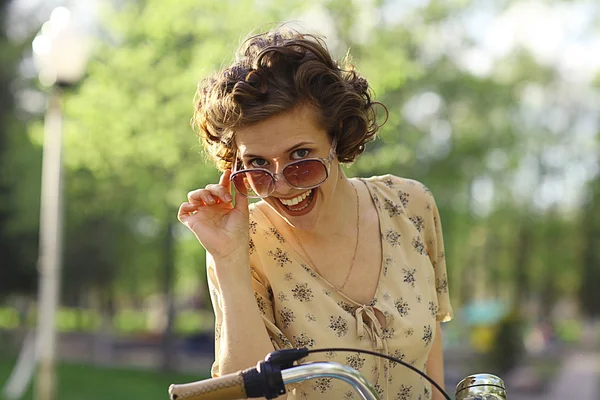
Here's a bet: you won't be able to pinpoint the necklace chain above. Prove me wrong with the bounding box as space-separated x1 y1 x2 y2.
290 181 360 291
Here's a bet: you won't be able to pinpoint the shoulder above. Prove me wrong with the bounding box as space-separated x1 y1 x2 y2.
360 174 436 208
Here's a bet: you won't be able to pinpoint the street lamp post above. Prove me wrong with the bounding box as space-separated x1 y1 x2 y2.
32 7 89 400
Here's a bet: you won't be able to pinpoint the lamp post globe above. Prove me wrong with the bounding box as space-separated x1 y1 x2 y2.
32 6 90 87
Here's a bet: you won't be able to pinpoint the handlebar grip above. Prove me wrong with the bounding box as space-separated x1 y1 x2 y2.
169 372 247 400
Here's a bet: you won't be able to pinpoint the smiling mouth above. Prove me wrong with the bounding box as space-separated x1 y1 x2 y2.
277 189 315 211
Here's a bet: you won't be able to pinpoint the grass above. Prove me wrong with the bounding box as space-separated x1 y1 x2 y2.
0 360 208 400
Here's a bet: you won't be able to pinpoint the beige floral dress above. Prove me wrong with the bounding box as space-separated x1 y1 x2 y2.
207 175 453 400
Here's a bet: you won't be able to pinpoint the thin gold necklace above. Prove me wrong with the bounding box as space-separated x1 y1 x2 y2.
290 181 360 291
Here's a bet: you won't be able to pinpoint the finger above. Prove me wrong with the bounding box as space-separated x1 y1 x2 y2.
188 189 217 205
178 202 200 222
181 202 202 212
206 177 233 203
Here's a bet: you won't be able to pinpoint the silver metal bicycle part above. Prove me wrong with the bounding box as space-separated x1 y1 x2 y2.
281 362 380 400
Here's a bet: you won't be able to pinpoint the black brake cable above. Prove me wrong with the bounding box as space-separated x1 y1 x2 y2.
305 347 452 400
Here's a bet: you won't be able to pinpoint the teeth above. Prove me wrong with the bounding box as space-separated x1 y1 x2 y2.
280 190 311 206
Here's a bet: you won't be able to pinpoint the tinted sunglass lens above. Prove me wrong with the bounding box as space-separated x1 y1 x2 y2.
231 173 250 196
284 160 327 188
232 171 274 198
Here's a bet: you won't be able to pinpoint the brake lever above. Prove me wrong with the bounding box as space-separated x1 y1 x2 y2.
245 348 309 399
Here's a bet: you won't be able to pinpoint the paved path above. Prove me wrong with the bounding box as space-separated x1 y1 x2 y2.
510 350 599 400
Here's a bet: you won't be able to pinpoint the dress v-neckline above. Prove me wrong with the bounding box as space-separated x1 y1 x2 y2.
250 178 388 308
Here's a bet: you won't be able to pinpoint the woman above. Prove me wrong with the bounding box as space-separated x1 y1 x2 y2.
178 27 453 400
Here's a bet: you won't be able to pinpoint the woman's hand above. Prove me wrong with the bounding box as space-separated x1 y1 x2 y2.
178 170 249 262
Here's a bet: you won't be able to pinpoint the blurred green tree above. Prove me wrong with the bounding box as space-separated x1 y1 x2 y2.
0 0 41 298
55 0 599 355
579 177 600 317
62 0 316 370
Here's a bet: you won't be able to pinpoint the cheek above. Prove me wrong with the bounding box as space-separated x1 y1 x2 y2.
326 164 340 189
319 170 338 202
265 197 279 209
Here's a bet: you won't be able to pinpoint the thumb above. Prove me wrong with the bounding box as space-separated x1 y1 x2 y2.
222 169 249 216
219 169 232 187
233 184 249 216
219 169 236 203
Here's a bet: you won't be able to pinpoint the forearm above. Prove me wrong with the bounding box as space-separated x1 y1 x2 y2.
427 322 446 400
215 261 275 375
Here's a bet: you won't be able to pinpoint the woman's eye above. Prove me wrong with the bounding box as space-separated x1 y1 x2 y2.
291 149 310 160
249 158 269 168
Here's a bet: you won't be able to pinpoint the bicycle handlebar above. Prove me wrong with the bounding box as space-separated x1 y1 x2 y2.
168 347 509 400
169 370 247 400
169 362 380 400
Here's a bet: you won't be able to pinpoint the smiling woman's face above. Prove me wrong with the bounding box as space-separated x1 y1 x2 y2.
234 104 341 231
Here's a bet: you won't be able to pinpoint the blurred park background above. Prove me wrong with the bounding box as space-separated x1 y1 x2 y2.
1 0 600 399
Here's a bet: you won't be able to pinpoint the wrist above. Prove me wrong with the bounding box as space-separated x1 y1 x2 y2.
212 252 252 282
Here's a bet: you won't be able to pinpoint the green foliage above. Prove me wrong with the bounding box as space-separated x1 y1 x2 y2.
53 0 600 319
61 0 317 302
554 319 583 343
0 306 215 334
579 177 600 317
0 0 41 297
2 0 599 341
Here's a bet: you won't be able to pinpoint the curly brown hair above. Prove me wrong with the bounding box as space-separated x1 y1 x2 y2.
191 27 385 171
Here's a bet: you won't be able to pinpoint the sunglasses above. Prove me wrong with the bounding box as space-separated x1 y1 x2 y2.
231 137 338 199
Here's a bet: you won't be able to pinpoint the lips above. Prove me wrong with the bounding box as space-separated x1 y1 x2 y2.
275 189 317 216
279 190 312 208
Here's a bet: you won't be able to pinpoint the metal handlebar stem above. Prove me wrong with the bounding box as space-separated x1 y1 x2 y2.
281 362 380 400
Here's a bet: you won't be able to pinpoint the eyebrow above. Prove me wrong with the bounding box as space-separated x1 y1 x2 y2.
242 141 316 159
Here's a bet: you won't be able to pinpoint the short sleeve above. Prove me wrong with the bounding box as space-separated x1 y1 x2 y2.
420 185 453 323
391 176 453 323
206 252 293 377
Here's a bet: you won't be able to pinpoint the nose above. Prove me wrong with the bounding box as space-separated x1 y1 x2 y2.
273 176 293 194
272 162 293 195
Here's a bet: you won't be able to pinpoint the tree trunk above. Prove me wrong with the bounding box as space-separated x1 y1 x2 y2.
513 221 533 310
579 183 600 317
160 221 176 371
484 230 501 299
92 288 114 366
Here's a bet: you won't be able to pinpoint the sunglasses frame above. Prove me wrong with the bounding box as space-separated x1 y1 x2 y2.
231 137 338 199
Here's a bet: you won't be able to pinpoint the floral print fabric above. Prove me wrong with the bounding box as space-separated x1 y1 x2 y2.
207 175 453 399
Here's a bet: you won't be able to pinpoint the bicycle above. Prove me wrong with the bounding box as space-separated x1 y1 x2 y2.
168 347 507 400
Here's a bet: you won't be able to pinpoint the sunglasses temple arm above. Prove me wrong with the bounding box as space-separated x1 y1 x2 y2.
229 151 238 199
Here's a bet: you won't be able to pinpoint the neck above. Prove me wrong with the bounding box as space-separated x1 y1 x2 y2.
293 171 358 243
